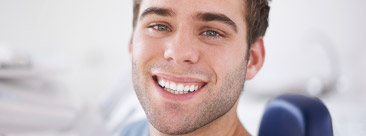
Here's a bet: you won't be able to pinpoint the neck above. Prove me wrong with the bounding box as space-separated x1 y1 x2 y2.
149 101 250 136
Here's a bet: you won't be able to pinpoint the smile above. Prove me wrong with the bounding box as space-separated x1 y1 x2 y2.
152 74 207 95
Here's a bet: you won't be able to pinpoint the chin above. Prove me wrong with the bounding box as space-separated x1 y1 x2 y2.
153 123 199 135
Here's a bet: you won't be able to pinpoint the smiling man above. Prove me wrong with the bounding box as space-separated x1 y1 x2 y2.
123 0 270 135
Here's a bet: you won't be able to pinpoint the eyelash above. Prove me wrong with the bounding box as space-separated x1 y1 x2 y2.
200 29 225 38
148 24 172 32
147 24 225 38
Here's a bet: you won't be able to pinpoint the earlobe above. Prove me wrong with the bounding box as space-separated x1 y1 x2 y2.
245 37 266 80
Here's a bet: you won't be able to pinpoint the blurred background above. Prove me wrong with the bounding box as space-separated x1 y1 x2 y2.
0 0 365 135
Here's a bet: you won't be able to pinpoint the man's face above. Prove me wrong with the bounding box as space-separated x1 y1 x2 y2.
130 0 249 134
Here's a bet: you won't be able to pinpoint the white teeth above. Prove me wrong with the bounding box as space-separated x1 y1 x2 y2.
170 82 176 90
177 84 184 92
158 79 203 94
159 80 165 87
189 85 195 92
184 86 190 92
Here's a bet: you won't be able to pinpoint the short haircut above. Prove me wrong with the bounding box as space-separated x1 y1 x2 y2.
132 0 270 46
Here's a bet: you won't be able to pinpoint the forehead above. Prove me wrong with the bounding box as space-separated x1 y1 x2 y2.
139 0 245 24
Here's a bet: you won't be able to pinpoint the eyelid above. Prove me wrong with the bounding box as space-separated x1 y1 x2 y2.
147 22 173 32
200 28 227 38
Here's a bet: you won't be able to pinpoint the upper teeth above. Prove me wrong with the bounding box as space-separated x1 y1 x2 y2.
158 80 200 93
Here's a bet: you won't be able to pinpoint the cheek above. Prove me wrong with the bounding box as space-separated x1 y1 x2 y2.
203 43 247 84
132 33 164 65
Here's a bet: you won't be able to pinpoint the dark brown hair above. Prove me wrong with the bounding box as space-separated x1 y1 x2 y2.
132 0 270 46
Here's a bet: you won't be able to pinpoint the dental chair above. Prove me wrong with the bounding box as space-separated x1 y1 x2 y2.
258 94 333 136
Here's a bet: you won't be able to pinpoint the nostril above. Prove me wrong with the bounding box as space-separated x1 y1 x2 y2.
184 59 194 63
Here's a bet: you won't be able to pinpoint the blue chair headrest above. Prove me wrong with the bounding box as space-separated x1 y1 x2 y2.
258 94 333 136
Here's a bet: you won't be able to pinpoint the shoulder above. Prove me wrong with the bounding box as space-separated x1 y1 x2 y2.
119 119 150 136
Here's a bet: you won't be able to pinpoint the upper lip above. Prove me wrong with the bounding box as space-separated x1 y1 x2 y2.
152 73 208 83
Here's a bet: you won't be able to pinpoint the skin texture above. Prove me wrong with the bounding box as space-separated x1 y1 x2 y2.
129 0 265 135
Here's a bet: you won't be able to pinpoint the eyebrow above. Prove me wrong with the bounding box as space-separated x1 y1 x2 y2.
195 12 238 33
140 7 175 20
139 7 238 33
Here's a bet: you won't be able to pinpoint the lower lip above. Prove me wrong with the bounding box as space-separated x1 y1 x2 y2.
153 79 203 101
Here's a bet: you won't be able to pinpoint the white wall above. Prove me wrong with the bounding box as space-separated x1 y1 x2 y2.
259 0 366 95
0 0 133 104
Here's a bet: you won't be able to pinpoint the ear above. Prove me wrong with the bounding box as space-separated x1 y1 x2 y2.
245 37 265 80
128 36 133 62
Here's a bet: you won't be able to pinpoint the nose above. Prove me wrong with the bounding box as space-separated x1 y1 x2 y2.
164 29 199 64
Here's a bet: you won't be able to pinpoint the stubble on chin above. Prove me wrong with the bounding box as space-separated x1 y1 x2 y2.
131 58 248 135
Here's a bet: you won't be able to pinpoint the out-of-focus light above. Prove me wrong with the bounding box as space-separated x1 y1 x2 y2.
306 77 324 96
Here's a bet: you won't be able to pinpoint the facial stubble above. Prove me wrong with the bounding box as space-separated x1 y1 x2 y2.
132 56 248 135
